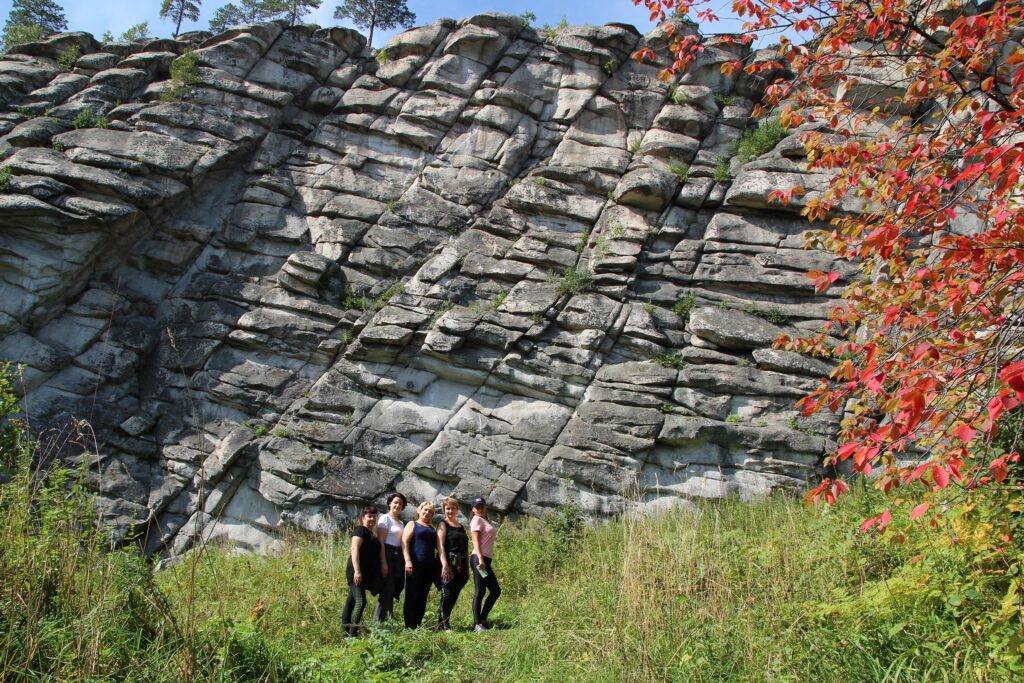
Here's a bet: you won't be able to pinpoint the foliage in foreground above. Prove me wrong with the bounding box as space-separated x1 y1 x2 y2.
1 365 1019 681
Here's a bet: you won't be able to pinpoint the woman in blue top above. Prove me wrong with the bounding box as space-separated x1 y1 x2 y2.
401 500 438 628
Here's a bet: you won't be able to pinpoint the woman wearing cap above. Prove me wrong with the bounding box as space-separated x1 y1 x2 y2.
469 497 501 631
341 505 381 636
372 492 407 622
436 497 469 630
402 500 438 628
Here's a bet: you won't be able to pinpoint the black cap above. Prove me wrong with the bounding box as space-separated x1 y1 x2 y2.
472 497 486 508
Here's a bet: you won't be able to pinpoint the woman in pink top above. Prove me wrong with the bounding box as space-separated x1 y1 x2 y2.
469 497 501 631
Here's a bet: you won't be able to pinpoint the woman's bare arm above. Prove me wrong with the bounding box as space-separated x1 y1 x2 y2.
350 534 364 586
402 521 415 573
377 523 389 577
438 522 450 580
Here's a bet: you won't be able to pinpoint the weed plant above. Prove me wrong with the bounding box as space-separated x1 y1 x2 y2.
733 119 790 163
549 266 594 297
56 44 80 71
712 157 732 184
161 50 201 103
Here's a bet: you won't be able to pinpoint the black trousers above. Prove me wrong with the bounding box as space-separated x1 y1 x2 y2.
403 561 434 628
341 584 368 636
470 555 501 626
438 565 469 629
372 545 405 622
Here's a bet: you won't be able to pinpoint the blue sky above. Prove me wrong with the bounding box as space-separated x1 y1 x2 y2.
0 0 751 47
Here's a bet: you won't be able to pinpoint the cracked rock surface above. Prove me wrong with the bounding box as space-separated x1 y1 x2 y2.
0 17 849 553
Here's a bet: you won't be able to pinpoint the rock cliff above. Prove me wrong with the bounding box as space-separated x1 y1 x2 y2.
0 15 850 553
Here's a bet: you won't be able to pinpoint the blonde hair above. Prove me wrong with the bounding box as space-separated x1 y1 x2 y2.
416 500 435 520
441 497 459 510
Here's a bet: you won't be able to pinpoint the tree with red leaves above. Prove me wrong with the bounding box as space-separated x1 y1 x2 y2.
634 0 1024 592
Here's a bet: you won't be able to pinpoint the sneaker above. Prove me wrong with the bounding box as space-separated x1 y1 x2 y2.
474 624 489 632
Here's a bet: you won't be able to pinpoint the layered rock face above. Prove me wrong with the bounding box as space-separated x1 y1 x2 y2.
0 16 849 553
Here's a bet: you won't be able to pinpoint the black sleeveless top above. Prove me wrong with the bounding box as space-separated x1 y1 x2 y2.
441 520 468 555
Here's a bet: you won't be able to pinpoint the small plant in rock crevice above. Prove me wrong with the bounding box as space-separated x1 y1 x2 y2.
712 156 732 184
56 44 80 71
549 266 593 297
733 118 790 163
674 293 697 319
161 50 201 103
747 304 788 325
653 350 686 369
0 166 12 193
669 161 690 182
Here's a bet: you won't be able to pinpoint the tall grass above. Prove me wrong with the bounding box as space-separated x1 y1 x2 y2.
1 359 1016 681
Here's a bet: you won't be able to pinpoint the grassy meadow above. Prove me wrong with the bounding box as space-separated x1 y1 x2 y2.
3 447 1020 682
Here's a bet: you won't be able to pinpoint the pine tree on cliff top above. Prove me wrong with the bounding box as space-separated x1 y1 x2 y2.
2 0 68 52
208 0 279 33
277 0 322 26
160 0 202 39
334 0 414 48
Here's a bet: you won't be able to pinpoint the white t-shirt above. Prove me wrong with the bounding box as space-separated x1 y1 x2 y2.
379 514 404 547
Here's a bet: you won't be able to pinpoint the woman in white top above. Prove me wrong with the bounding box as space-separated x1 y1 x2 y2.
372 492 407 622
469 497 501 631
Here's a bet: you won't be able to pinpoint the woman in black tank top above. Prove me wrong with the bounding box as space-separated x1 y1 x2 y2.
437 496 470 630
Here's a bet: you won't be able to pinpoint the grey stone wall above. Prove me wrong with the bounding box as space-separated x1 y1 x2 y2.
0 15 849 553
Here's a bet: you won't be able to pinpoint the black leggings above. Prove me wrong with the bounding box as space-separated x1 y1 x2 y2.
341 584 368 636
373 545 405 622
403 561 434 628
470 555 501 626
438 566 469 629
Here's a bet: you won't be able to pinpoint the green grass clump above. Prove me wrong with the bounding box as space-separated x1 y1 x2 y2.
344 279 405 313
653 350 687 369
712 156 732 184
734 119 790 162
549 266 594 297
0 166 11 193
161 50 201 103
669 161 690 182
747 303 788 325
674 293 697 319
56 44 80 71
73 108 91 129
715 93 737 107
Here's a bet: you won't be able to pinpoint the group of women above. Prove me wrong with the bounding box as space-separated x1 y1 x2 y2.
341 493 501 636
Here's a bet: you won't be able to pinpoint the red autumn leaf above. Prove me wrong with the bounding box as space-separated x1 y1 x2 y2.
990 456 1009 483
955 423 977 443
932 465 950 490
911 503 930 520
877 509 892 533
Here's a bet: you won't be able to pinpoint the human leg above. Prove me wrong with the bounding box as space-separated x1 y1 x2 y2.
438 568 469 629
341 585 367 636
470 555 488 626
403 563 431 628
479 560 501 625
372 548 404 622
